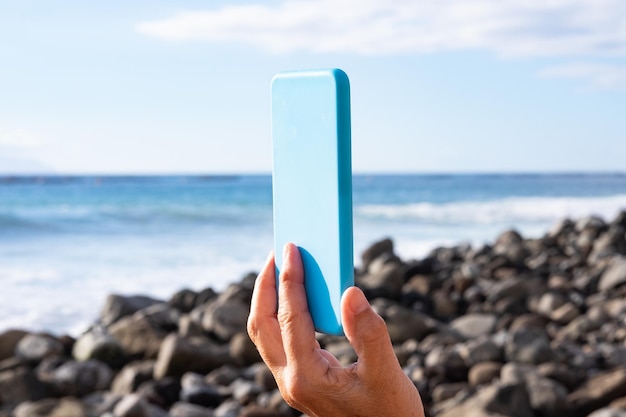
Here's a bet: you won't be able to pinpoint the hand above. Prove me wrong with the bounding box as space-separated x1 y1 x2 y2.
247 243 425 417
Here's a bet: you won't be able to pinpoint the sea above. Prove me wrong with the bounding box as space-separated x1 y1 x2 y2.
1 173 626 336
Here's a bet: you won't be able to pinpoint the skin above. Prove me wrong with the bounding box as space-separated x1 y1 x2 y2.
247 243 425 417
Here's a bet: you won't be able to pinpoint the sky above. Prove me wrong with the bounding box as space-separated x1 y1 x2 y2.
0 0 625 174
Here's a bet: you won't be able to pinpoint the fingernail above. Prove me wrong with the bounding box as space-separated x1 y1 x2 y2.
346 287 370 315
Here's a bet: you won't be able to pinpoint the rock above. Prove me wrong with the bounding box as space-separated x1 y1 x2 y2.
135 377 181 409
431 382 469 403
535 292 567 316
214 400 242 417
458 338 503 367
13 398 86 417
439 383 533 417
180 372 222 408
230 378 263 404
468 361 502 386
72 326 126 368
170 401 216 417
229 332 261 367
111 360 155 395
153 334 229 379
450 314 497 339
568 367 626 417
112 394 169 417
372 300 434 343
100 294 164 327
361 238 394 272
550 302 581 324
536 361 586 391
0 366 49 405
169 288 199 313
359 261 406 300
599 257 626 292
109 311 168 359
505 328 554 364
51 359 113 397
239 405 289 417
200 296 250 342
81 391 122 416
524 373 569 416
588 409 626 417
15 333 64 364
0 329 27 361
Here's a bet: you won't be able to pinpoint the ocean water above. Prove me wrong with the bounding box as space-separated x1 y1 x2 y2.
1 173 626 335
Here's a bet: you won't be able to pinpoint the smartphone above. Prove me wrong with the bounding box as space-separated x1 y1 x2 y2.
271 68 354 335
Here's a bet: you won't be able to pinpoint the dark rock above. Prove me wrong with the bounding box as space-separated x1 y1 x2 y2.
439 383 533 417
599 257 626 292
200 295 249 342
135 377 181 409
169 288 199 313
100 294 164 327
431 382 469 403
51 359 113 397
0 366 49 405
468 361 502 386
170 401 216 417
505 328 554 364
15 333 64 364
458 338 503 367
361 238 394 272
180 372 222 408
0 329 27 361
230 332 261 367
13 398 86 417
72 326 126 368
372 300 434 343
153 334 229 379
524 373 569 416
109 310 169 360
568 367 626 417
111 360 155 395
112 394 169 417
359 261 405 300
449 313 497 339
231 378 263 404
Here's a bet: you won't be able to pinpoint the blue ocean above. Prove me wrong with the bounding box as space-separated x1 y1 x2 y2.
1 174 626 335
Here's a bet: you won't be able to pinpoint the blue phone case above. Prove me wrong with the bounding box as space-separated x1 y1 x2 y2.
271 68 354 335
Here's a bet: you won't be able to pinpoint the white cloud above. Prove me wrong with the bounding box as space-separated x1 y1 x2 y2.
539 63 626 91
0 128 44 148
136 0 626 58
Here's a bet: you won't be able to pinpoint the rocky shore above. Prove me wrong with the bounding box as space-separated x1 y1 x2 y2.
2 211 626 417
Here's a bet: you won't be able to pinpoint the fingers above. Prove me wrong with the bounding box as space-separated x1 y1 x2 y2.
247 251 286 368
277 243 318 371
341 287 399 377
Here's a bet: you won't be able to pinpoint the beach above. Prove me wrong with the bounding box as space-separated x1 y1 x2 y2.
1 174 626 416
1 210 626 416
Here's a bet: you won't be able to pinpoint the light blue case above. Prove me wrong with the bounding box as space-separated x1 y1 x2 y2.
271 68 354 335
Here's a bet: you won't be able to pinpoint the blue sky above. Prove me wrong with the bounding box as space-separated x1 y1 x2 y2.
1 0 625 174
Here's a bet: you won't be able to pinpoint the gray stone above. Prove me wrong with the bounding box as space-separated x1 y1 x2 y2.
170 401 216 417
13 398 86 417
154 334 229 379
51 359 113 397
458 338 503 367
15 333 64 364
535 292 567 316
567 367 626 417
550 302 581 324
200 296 249 342
181 372 222 408
599 257 626 292
359 261 405 300
372 300 434 343
111 360 155 395
214 400 242 417
524 374 569 416
361 238 394 272
450 314 497 340
588 409 626 417
72 326 126 367
109 312 168 359
0 328 27 361
468 362 502 386
505 328 554 364
229 332 261 367
100 294 164 326
0 366 49 405
439 383 533 417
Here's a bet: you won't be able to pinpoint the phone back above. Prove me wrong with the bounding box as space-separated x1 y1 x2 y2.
271 68 354 335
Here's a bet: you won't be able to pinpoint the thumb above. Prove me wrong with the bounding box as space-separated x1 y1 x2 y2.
341 287 399 374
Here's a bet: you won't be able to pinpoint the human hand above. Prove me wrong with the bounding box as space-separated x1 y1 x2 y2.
247 243 425 417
